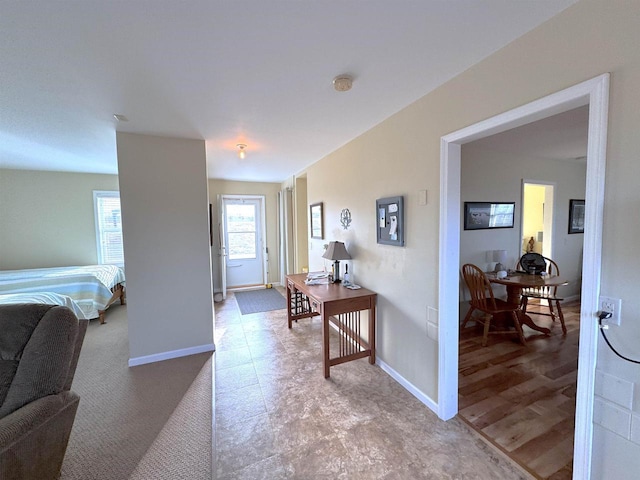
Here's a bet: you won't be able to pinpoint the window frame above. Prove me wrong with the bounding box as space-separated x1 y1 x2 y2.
93 190 124 267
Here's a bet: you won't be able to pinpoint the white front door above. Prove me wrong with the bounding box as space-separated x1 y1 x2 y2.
222 196 265 288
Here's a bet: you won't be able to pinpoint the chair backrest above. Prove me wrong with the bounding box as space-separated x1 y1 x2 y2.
519 252 547 274
0 304 82 419
461 264 497 312
517 255 561 295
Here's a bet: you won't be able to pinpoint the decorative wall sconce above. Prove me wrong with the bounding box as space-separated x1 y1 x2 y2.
340 208 352 230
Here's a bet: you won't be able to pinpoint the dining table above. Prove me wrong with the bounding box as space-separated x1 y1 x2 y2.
487 271 569 335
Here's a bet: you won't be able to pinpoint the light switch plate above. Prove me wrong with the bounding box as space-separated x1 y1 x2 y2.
419 190 428 206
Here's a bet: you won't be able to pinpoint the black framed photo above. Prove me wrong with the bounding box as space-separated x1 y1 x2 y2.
568 199 585 234
310 202 324 239
463 202 515 230
376 196 404 246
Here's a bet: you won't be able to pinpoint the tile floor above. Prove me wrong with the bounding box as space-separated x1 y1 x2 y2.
214 290 530 479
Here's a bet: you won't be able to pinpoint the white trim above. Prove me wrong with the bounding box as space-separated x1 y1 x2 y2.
439 73 609 480
128 343 215 367
377 358 438 414
228 285 266 292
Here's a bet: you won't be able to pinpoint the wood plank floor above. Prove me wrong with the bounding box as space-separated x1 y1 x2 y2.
458 300 580 480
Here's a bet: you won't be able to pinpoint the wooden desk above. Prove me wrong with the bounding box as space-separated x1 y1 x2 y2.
488 273 568 335
286 273 377 378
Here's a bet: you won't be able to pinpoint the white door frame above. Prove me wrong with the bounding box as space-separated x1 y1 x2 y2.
220 194 268 288
438 73 609 480
217 194 227 300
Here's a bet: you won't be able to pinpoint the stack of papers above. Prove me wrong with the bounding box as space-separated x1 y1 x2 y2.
345 284 361 290
305 272 330 285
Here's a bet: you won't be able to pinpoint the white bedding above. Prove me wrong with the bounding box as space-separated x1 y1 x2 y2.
0 292 88 320
0 265 125 320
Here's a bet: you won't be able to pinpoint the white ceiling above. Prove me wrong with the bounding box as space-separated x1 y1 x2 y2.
0 1 577 183
469 105 589 161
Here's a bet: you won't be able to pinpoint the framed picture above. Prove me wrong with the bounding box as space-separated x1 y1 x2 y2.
310 202 324 239
568 199 585 234
376 196 404 246
463 202 515 230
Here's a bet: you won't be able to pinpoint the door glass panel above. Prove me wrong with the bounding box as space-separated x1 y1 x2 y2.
226 204 257 260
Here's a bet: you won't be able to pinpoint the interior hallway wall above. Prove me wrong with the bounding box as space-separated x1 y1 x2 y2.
298 1 640 477
117 133 214 363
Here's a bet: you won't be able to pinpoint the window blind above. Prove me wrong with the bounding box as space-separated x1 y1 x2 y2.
93 191 124 266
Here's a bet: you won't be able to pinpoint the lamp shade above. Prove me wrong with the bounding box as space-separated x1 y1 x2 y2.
493 250 507 264
322 241 351 261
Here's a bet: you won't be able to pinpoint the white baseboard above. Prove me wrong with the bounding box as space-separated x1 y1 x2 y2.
377 358 438 414
129 343 215 367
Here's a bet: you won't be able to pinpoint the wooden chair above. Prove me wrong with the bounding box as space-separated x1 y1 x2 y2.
517 254 567 335
461 264 526 346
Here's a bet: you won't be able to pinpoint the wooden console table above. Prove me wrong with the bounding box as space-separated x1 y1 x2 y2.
286 273 377 378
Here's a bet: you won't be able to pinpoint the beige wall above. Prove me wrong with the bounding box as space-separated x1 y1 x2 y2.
301 1 640 477
460 145 586 300
0 169 119 269
118 133 214 361
208 179 281 290
294 176 309 273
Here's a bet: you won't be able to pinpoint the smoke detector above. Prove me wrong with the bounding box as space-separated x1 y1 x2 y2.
333 75 353 92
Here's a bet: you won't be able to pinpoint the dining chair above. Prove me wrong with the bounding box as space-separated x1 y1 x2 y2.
517 254 567 335
461 264 526 346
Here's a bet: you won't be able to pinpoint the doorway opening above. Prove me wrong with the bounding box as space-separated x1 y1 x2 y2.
522 182 555 259
439 74 609 480
220 195 267 291
458 122 584 477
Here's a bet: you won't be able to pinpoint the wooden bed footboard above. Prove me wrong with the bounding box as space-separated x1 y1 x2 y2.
98 283 126 324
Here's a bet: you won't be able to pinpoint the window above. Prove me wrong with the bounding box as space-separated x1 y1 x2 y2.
225 203 257 260
93 191 124 266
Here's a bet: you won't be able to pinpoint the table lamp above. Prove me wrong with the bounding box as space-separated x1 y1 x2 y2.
322 241 351 283
493 249 507 273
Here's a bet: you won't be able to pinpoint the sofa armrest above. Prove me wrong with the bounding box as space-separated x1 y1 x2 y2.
0 391 79 480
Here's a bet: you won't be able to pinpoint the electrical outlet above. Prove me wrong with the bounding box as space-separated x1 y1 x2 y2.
600 296 622 326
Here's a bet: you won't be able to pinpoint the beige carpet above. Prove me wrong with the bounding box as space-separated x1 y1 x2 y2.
60 305 212 480
130 357 212 480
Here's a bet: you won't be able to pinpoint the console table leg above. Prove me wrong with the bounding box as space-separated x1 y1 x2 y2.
323 313 330 378
369 306 376 364
287 285 292 329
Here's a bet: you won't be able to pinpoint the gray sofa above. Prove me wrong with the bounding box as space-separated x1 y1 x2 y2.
0 304 88 480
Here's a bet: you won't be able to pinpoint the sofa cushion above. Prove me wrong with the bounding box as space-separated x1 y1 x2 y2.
0 305 78 419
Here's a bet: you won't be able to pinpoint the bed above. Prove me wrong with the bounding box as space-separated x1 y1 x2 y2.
0 292 88 320
0 265 126 324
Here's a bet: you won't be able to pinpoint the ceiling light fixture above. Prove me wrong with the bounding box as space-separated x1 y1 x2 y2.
113 114 128 122
333 75 353 92
236 143 247 159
